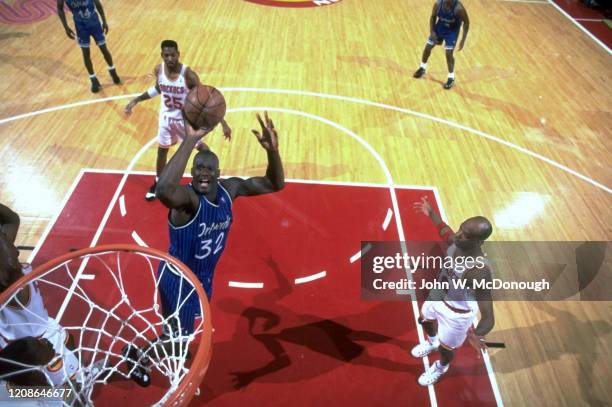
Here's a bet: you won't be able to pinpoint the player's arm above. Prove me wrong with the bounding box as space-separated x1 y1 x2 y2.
124 65 161 116
56 0 75 40
0 204 20 244
457 3 470 50
413 197 455 243
93 0 108 34
156 121 212 210
467 266 495 351
429 1 439 41
222 112 284 200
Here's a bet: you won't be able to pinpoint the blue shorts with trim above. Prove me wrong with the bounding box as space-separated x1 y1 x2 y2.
427 26 460 50
75 17 105 48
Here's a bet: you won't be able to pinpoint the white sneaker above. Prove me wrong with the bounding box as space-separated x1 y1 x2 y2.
411 338 440 358
418 360 449 386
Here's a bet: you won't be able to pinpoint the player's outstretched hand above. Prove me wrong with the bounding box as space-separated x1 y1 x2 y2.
252 112 278 152
413 196 433 216
467 326 487 357
65 27 75 40
222 121 232 141
124 101 136 117
184 117 213 141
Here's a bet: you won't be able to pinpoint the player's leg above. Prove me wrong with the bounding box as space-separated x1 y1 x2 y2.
91 18 121 85
417 308 473 386
443 30 459 89
411 301 441 357
443 49 455 89
414 43 436 78
74 21 101 93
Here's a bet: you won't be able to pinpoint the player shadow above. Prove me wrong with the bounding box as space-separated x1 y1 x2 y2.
489 301 611 407
199 256 417 403
0 32 29 41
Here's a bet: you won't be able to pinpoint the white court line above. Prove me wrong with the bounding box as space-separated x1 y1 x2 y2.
228 281 264 289
119 195 126 217
79 274 96 280
575 18 603 22
547 0 611 54
295 271 326 284
1 88 609 194
433 187 505 407
350 243 372 263
131 231 149 247
382 208 393 231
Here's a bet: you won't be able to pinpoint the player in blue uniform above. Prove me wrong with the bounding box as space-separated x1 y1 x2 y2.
413 0 470 89
57 0 121 93
156 111 285 335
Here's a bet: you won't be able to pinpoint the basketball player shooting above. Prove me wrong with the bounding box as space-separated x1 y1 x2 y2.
124 40 232 201
410 197 495 386
413 0 469 89
155 111 284 335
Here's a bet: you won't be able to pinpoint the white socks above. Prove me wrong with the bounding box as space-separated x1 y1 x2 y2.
420 62 427 69
448 72 455 79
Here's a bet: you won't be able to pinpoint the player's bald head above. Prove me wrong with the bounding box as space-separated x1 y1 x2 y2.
464 216 493 241
193 149 219 168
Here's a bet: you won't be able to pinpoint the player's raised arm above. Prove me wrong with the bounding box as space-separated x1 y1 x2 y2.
222 112 284 200
156 121 212 210
413 196 455 243
56 0 75 39
124 65 162 116
0 203 20 244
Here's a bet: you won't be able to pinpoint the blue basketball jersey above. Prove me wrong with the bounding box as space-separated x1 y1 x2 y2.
167 182 233 298
436 0 460 31
66 0 97 22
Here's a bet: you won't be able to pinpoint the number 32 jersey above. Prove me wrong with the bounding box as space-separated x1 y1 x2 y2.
167 183 233 299
158 62 189 121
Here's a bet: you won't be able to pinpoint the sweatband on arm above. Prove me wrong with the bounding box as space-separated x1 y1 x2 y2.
147 86 160 98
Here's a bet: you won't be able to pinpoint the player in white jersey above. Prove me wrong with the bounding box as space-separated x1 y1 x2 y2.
0 204 79 388
124 40 232 201
410 197 495 385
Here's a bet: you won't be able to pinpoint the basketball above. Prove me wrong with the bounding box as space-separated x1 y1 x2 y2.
182 84 226 130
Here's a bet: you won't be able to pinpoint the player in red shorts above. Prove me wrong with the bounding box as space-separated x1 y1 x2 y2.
411 196 495 385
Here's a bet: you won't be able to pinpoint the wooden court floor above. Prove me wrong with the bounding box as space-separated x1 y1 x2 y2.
0 0 610 405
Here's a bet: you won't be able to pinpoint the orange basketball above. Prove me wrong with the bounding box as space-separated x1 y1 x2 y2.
183 85 226 130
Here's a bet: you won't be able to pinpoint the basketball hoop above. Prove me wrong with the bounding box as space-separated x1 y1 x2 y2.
0 244 213 406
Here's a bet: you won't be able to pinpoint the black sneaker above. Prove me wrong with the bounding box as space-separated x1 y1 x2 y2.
413 67 426 78
443 78 455 89
122 344 151 387
145 182 156 201
90 77 101 93
109 68 121 85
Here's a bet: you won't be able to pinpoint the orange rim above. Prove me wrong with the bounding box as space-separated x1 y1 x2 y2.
0 244 213 407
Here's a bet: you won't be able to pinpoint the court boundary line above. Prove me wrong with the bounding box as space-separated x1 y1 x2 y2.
547 0 612 54
1 89 608 194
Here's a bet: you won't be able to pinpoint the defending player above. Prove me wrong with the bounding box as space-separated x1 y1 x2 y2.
413 0 470 89
410 197 495 385
0 204 79 387
57 0 121 93
124 40 232 201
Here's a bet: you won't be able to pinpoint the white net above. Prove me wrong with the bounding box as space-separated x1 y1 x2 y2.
0 245 212 406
